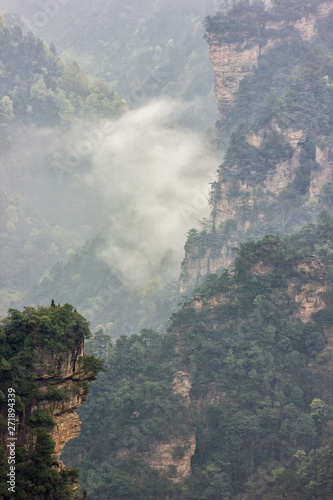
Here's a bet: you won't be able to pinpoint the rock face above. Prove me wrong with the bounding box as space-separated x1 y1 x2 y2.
288 259 328 323
145 435 196 482
1 339 93 472
35 345 92 469
181 131 332 293
33 340 85 381
208 38 260 121
208 1 333 123
180 2 333 294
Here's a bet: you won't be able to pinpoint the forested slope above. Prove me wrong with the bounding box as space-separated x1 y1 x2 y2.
60 1 333 498
0 0 218 130
1 1 333 499
63 214 333 499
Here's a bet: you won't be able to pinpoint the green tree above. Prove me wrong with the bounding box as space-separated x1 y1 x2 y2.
0 96 14 123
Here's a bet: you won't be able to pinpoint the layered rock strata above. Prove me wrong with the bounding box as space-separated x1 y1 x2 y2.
1 339 93 471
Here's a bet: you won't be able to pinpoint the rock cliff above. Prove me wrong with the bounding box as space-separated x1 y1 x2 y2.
208 1 333 123
30 340 93 468
0 303 98 497
181 0 333 294
1 338 94 472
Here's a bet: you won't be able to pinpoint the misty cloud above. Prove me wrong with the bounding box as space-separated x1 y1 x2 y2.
82 98 220 286
1 97 220 308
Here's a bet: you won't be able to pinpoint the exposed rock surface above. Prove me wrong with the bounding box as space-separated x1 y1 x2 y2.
208 2 333 123
180 2 333 294
208 38 260 120
1 339 93 472
310 146 333 197
288 259 328 323
145 435 196 482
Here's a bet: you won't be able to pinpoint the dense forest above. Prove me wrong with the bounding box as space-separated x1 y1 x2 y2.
62 214 333 499
0 0 333 499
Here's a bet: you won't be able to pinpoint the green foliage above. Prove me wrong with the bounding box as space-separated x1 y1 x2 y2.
182 222 333 498
62 328 191 497
271 0 321 22
4 430 84 499
206 0 333 147
205 2 265 44
0 25 126 129
205 0 320 39
9 0 216 130
222 125 294 183
1 3 333 499
223 34 309 135
258 45 333 138
62 219 333 498
78 355 105 378
45 386 70 402
321 180 333 209
26 408 55 428
310 398 332 423
0 96 14 124
186 7 333 297
1 302 90 354
0 303 96 415
293 139 319 195
194 270 232 296
85 328 112 359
